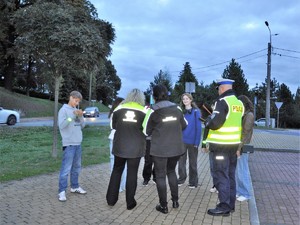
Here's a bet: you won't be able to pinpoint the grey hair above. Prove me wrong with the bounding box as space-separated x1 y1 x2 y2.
70 91 82 100
124 88 145 106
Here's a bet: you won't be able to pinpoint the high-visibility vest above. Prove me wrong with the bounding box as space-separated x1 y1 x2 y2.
206 96 244 145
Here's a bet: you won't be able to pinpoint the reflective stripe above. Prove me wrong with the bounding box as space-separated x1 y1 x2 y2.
216 127 241 132
209 134 241 140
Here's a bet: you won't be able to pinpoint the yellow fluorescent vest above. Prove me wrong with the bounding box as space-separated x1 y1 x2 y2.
206 96 244 145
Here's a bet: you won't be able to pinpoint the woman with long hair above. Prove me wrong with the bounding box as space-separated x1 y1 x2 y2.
106 89 147 210
235 95 254 202
178 93 202 188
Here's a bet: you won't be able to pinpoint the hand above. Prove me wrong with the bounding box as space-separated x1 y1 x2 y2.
202 147 209 153
74 109 83 117
236 150 241 158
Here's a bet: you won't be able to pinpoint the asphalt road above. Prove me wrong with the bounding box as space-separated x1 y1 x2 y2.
14 113 110 127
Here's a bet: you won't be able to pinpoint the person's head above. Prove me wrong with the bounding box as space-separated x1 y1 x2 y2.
68 91 82 108
238 95 254 113
152 84 168 102
124 88 145 106
215 78 234 95
108 97 124 118
180 93 198 111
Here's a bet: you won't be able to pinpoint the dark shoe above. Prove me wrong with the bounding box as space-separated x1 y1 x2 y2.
207 208 230 217
143 180 149 186
127 200 137 210
231 208 235 213
172 201 179 208
156 204 168 214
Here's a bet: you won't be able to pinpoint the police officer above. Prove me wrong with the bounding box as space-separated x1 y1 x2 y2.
202 78 244 216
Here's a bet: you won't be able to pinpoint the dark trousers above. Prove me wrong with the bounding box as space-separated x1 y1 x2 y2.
209 145 238 211
152 155 180 207
142 140 156 181
106 156 141 208
178 144 199 186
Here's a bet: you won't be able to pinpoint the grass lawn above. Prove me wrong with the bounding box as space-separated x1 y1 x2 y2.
0 125 110 182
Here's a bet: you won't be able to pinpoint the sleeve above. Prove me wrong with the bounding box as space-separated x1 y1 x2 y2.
194 109 202 146
142 108 154 136
205 99 227 130
58 108 72 130
239 113 255 152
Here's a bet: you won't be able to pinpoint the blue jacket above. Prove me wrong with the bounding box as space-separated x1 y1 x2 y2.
182 108 202 147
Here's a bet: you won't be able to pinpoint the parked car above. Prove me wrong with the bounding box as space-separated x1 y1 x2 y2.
255 118 269 127
0 107 20 125
83 107 100 118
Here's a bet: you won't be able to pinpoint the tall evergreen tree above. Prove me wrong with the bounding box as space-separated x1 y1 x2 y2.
222 58 249 97
173 62 199 103
144 69 173 104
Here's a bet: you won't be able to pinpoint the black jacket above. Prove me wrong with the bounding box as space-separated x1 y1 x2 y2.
112 102 146 158
143 101 187 157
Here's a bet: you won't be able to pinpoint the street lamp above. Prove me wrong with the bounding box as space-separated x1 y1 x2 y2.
264 21 278 128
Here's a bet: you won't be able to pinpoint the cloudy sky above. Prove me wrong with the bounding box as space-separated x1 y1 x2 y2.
90 0 300 98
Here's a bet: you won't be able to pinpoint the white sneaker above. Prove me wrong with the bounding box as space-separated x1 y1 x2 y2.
58 191 66 201
237 196 248 202
70 187 87 194
209 186 218 193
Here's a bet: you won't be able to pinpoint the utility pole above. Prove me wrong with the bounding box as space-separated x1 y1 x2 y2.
265 21 272 128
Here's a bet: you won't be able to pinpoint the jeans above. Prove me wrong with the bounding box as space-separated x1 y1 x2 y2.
235 153 251 199
142 140 156 181
152 155 180 207
210 145 237 211
178 144 198 186
106 156 141 208
110 140 127 191
58 145 82 193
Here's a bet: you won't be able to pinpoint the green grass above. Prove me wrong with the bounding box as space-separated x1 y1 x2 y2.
0 87 110 117
0 125 110 182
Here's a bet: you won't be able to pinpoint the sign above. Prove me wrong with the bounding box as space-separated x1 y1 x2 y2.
185 82 195 93
275 102 283 109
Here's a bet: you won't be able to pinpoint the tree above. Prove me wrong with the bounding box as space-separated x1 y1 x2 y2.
222 58 249 97
145 69 173 104
13 0 115 157
275 83 298 128
96 59 121 105
173 62 199 103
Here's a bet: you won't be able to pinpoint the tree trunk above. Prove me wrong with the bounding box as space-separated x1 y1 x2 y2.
52 74 62 158
25 56 33 96
3 56 15 91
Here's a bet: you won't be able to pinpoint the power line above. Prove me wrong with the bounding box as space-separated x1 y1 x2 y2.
193 48 267 70
273 52 300 59
273 47 300 54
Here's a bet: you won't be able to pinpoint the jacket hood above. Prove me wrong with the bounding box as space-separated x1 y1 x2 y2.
152 100 176 110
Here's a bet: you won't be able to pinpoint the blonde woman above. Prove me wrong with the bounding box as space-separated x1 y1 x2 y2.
106 89 147 210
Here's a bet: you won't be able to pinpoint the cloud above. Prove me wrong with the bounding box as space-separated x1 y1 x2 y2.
91 0 300 98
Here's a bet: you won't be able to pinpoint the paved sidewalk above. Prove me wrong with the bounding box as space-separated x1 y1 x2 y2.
248 129 300 225
0 128 299 225
0 154 250 225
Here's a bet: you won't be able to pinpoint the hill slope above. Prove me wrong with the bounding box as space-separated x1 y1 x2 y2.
0 87 109 118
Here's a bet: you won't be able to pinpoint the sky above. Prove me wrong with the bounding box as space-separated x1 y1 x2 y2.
90 0 300 98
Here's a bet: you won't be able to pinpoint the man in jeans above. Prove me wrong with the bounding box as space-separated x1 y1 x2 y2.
58 91 87 201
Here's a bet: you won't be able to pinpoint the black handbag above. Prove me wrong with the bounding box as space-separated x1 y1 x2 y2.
242 144 254 153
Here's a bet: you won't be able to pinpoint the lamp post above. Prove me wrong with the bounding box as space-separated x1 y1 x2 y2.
265 21 272 128
264 21 278 128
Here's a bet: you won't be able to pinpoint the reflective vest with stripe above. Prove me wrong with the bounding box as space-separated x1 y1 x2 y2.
206 96 244 145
